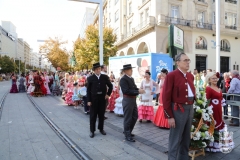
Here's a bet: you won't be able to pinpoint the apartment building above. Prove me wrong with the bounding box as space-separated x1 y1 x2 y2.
24 41 31 65
92 0 240 73
80 7 95 38
18 38 24 60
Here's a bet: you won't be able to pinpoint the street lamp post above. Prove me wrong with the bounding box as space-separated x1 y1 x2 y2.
69 0 103 65
19 57 21 76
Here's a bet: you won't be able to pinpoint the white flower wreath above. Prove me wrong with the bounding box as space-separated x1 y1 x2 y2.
212 99 219 105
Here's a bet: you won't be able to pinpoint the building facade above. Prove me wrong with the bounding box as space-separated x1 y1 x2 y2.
0 25 17 59
24 41 31 65
92 0 240 73
80 7 95 38
18 38 24 60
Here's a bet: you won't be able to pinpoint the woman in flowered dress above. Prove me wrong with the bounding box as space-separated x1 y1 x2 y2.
153 69 169 128
65 76 74 105
114 71 124 116
43 72 51 94
27 71 34 94
40 72 47 95
107 74 119 112
138 70 159 122
205 72 234 152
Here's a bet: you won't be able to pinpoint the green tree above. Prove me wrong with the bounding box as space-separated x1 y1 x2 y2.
0 55 15 73
39 37 70 71
73 25 117 69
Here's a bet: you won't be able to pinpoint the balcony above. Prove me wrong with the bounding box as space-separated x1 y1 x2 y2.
198 0 205 2
133 16 155 34
225 0 237 4
195 44 207 50
225 25 237 30
221 47 230 52
196 22 212 30
165 17 192 27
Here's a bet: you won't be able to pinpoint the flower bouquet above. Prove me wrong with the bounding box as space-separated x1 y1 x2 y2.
190 84 215 150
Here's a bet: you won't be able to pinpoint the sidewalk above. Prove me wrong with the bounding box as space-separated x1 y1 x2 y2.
0 82 77 160
31 95 168 160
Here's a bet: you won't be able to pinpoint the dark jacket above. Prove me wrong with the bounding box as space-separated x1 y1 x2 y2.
87 74 113 102
120 75 139 96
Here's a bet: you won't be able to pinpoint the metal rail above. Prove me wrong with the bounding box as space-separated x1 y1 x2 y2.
0 92 8 121
27 95 91 160
222 93 240 120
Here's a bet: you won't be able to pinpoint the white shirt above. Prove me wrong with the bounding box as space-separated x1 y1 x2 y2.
101 71 107 75
95 74 101 79
178 69 194 97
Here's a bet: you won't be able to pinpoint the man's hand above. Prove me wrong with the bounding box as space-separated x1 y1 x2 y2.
105 95 109 99
87 102 92 106
168 118 175 128
139 89 145 94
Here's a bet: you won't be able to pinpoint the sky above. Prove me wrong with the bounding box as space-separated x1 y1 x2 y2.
0 0 96 52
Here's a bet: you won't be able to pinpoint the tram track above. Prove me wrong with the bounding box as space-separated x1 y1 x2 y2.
27 95 91 160
0 92 8 121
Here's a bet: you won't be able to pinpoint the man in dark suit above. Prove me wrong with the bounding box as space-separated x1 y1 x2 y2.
87 62 113 138
120 64 145 142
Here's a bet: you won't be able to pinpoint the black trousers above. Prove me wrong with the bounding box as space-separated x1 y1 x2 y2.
90 94 106 132
122 97 138 135
83 96 89 112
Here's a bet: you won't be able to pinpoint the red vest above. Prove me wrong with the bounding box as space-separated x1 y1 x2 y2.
162 69 195 118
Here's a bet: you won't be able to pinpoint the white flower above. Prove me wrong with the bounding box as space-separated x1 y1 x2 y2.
202 142 207 148
207 106 213 115
202 112 210 121
202 109 206 113
191 125 194 130
196 106 200 111
204 131 210 139
212 99 219 105
203 124 209 129
209 136 214 142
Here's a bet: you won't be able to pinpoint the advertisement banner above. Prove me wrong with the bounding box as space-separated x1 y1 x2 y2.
173 26 184 49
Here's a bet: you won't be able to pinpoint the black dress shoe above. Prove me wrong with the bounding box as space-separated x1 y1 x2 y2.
229 124 239 127
89 132 94 138
123 132 135 137
125 136 135 142
104 116 108 120
139 119 142 123
100 130 106 135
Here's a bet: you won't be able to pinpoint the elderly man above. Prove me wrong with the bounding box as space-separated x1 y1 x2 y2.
120 64 145 142
227 70 240 126
163 53 195 160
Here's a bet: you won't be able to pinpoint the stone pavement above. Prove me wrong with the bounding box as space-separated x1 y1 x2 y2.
1 80 240 160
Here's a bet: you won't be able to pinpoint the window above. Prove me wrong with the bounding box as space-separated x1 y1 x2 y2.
221 39 230 52
142 0 146 3
145 8 149 21
115 0 119 5
128 2 132 15
115 10 119 22
198 11 205 27
109 0 111 8
213 12 215 24
225 0 237 4
171 6 179 19
109 13 111 20
195 36 207 50
225 12 237 29
129 22 132 34
140 12 144 23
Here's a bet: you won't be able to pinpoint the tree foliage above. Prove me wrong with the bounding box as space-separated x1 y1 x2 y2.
39 37 70 71
73 25 117 69
0 55 15 73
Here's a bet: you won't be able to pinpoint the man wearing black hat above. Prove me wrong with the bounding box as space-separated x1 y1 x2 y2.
87 62 113 138
120 64 145 142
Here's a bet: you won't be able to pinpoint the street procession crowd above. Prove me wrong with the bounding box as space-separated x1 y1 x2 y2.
7 52 240 159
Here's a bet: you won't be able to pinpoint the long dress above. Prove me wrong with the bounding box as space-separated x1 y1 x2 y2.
107 83 119 112
44 76 51 94
113 87 124 116
205 86 234 152
138 83 155 121
153 87 170 128
27 75 34 94
10 78 18 93
65 82 74 105
18 77 26 92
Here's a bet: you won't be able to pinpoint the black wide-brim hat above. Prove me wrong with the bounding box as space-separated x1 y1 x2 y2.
122 64 135 70
92 62 101 70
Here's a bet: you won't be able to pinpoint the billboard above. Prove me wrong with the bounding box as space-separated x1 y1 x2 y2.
173 26 184 50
